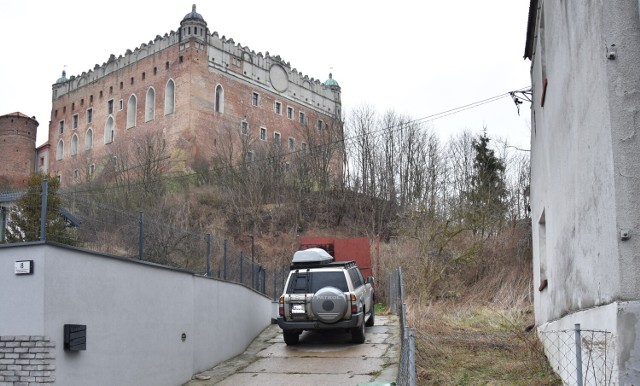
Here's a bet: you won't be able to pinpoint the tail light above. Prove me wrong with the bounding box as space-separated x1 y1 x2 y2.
279 296 284 317
350 293 357 314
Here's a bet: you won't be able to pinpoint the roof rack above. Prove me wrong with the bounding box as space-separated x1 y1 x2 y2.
290 260 357 271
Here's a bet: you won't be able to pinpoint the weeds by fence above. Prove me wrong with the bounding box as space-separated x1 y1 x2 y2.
388 267 416 386
0 184 289 299
539 324 614 386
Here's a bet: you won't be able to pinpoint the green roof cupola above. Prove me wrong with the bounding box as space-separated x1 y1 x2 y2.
323 73 339 88
55 70 68 84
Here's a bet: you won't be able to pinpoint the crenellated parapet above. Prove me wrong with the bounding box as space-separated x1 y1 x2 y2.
206 31 340 116
52 31 181 100
52 6 341 117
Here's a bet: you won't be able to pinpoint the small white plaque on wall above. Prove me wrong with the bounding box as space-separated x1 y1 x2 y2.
14 260 33 275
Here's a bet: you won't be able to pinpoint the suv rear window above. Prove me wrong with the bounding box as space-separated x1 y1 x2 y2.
287 271 348 294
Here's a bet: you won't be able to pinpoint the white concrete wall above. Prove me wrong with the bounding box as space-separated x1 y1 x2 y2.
530 0 620 325
528 1 640 383
0 242 273 386
529 0 640 323
538 301 640 384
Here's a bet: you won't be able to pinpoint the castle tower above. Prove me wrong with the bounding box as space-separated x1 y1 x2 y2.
0 112 39 188
180 4 208 43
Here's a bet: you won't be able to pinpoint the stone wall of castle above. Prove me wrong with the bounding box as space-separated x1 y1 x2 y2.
0 113 38 189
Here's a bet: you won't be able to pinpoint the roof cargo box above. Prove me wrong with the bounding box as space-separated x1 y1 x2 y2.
291 248 334 265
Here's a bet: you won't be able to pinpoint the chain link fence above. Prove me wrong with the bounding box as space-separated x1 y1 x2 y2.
0 183 284 298
539 324 614 386
388 267 416 386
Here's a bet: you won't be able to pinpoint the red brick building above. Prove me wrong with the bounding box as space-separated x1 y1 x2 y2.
0 112 39 188
48 5 342 187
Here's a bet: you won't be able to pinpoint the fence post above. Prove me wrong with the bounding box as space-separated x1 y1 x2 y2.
223 239 228 280
240 251 244 284
408 328 416 386
273 269 278 300
205 233 211 277
261 267 266 294
399 268 405 315
39 179 48 241
1 206 6 242
250 235 255 289
575 323 583 386
138 212 144 260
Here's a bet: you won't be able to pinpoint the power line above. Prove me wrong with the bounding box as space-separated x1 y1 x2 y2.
63 87 530 196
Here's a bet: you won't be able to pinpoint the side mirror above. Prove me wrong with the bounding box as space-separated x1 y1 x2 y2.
366 277 375 284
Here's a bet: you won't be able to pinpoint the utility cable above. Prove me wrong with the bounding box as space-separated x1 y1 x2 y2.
63 87 530 196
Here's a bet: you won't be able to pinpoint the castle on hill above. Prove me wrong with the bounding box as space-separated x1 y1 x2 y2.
0 5 342 188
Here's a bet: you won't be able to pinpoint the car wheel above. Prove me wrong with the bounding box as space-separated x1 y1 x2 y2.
351 320 366 344
283 330 299 346
365 305 375 327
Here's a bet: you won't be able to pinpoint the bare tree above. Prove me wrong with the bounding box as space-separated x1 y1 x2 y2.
102 127 171 206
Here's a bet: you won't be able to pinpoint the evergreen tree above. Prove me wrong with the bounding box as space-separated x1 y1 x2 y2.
466 130 507 238
5 173 72 243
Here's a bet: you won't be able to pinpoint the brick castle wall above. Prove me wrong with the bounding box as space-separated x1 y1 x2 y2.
0 114 38 189
47 7 342 187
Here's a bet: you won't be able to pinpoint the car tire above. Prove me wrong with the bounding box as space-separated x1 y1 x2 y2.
311 286 348 324
283 330 299 346
351 320 366 344
365 305 375 327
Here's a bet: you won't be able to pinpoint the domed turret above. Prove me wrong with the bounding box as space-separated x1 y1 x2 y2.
55 70 68 84
183 4 205 22
180 4 207 43
323 73 340 89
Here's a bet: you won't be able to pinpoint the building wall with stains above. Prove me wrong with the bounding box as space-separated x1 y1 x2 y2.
527 1 640 382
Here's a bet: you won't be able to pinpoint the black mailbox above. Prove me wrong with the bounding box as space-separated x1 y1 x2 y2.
64 324 87 351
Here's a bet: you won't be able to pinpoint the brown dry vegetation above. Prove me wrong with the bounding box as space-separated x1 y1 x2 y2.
376 224 561 385
48 109 561 384
174 180 560 384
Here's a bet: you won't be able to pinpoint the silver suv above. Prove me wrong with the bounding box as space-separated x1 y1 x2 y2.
277 248 375 345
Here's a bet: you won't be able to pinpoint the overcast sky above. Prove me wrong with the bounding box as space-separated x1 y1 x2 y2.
0 0 532 150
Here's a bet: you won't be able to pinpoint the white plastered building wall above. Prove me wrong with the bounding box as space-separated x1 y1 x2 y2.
527 1 640 383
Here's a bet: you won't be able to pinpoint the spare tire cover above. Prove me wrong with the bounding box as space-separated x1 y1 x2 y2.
311 286 348 323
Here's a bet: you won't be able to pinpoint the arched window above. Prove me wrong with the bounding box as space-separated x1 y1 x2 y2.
85 128 93 150
56 140 64 160
146 88 156 122
104 116 115 144
165 79 175 115
215 84 224 113
71 134 78 155
127 94 137 129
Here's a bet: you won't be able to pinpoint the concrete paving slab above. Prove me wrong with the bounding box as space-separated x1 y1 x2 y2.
184 314 400 386
261 342 389 358
212 372 374 386
242 356 386 374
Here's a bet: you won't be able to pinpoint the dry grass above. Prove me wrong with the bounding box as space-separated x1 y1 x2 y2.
375 223 562 385
409 302 561 385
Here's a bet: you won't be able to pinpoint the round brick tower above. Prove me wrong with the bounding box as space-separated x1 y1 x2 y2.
0 112 39 188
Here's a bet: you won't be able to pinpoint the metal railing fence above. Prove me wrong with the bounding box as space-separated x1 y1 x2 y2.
388 267 416 386
0 181 289 298
539 324 614 386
